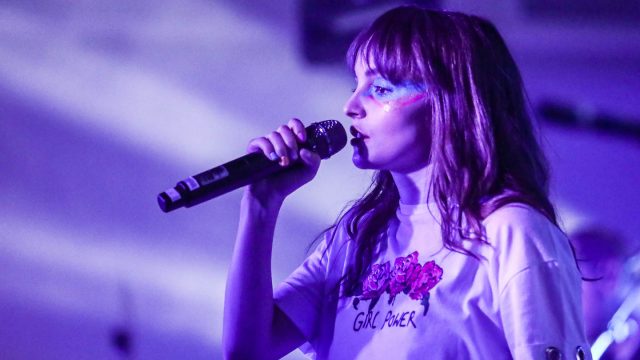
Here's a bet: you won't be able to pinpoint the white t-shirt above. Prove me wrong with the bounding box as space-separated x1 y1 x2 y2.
274 202 591 359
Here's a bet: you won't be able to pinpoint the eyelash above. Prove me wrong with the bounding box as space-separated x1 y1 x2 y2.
372 85 392 96
350 82 394 96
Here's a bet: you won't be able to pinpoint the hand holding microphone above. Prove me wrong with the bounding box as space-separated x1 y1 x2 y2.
157 119 347 212
244 118 322 204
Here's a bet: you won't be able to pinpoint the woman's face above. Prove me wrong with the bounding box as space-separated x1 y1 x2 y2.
344 56 431 173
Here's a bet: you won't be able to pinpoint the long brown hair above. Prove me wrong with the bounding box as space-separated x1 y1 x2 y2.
327 6 557 296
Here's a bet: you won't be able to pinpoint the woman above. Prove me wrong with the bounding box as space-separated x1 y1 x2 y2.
223 6 590 359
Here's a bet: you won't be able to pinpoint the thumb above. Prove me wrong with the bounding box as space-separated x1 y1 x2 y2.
299 149 321 170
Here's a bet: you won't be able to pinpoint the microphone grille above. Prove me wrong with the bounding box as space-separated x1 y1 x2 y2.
306 120 347 159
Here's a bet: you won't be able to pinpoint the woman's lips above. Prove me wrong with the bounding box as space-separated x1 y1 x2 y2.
350 126 368 145
350 137 364 146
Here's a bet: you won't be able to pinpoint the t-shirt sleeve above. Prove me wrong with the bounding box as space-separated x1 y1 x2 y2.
274 238 329 344
485 204 592 360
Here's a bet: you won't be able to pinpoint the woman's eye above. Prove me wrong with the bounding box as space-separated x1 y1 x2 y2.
373 85 392 96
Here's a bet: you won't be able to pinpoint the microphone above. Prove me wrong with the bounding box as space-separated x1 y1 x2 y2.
157 120 347 213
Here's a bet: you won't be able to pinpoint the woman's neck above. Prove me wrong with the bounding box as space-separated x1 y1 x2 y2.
391 164 434 205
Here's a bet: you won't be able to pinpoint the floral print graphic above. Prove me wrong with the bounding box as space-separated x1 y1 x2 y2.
409 260 444 300
355 251 443 314
362 261 392 299
389 251 421 299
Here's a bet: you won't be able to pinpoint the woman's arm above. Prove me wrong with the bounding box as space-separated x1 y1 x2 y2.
486 204 591 359
222 119 320 359
223 192 305 359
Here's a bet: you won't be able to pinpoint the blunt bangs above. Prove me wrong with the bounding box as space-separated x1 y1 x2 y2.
346 7 428 86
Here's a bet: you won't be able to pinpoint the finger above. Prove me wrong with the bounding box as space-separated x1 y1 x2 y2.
288 118 306 143
267 131 290 166
247 137 278 161
278 125 299 161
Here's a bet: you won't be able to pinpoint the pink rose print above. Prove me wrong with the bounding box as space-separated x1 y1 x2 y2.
409 260 443 300
361 261 391 300
355 251 443 315
388 251 421 298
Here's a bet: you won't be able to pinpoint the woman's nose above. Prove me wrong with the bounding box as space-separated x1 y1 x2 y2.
343 92 365 119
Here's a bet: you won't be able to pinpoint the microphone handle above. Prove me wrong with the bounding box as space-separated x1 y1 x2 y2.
158 152 285 213
157 119 347 213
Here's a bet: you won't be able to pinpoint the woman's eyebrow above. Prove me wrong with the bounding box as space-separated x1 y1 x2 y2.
364 69 378 77
354 70 380 85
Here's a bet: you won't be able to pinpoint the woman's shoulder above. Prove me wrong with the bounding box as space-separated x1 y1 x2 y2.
480 202 569 261
316 208 359 255
482 202 554 234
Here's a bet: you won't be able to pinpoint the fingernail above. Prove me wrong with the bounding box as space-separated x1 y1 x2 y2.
279 156 290 167
269 152 279 161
